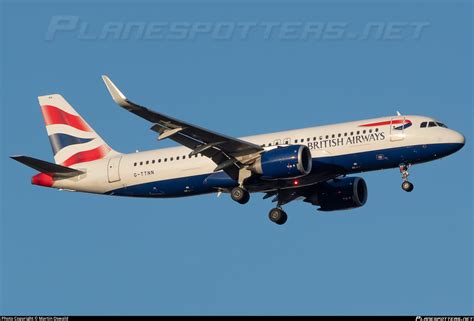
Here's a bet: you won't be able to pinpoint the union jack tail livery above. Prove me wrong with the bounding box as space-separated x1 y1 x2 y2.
39 94 119 166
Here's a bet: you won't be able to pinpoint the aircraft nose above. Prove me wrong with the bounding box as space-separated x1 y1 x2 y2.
451 130 465 145
446 130 465 154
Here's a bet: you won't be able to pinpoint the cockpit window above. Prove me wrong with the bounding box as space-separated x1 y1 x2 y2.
421 121 448 129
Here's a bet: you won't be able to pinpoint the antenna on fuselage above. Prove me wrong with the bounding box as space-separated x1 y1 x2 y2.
396 111 402 116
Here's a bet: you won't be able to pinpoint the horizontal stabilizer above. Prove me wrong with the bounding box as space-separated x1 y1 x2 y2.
11 155 84 178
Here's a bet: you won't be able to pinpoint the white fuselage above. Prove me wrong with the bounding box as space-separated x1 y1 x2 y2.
49 115 465 197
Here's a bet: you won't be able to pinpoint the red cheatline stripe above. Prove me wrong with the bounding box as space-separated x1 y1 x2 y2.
359 119 410 127
41 105 92 132
61 145 110 167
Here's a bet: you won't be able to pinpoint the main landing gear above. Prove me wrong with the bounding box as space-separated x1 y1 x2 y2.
230 186 250 204
268 207 288 225
230 187 288 225
399 163 414 192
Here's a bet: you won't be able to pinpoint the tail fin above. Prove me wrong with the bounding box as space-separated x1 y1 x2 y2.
39 94 119 166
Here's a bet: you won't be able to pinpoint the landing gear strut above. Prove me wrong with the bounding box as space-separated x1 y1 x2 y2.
399 163 414 192
230 186 250 204
268 207 288 225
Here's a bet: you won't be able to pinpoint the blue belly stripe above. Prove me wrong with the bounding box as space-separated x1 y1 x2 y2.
106 143 463 198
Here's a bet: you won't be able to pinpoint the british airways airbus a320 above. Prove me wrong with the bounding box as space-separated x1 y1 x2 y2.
12 76 465 225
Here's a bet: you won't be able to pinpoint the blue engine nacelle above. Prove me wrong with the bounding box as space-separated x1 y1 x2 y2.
251 145 312 179
310 177 368 211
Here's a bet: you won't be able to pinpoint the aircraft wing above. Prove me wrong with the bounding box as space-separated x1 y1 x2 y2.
102 75 263 179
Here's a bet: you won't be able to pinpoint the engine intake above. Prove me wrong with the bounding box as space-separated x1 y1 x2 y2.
315 177 368 211
252 145 312 179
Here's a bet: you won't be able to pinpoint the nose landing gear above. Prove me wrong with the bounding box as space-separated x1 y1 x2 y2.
402 181 414 192
399 163 414 192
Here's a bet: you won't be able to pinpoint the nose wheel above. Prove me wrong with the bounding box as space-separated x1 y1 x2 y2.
399 163 414 192
401 181 414 192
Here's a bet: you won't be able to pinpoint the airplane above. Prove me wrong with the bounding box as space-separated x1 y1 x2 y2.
11 76 466 225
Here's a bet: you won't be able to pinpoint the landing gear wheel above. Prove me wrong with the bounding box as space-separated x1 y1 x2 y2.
268 208 288 225
399 163 414 192
231 187 250 204
401 181 414 192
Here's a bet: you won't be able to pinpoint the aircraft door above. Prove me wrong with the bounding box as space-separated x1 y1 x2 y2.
107 156 122 183
390 117 406 142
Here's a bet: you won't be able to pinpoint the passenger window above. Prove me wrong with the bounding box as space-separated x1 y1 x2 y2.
338 133 341 137
428 122 437 127
331 134 335 138
152 160 155 164
134 162 137 166
375 128 379 132
164 158 167 162
183 155 186 159
362 130 366 134
140 161 143 165
420 122 427 128
158 159 161 163
294 139 298 143
300 139 304 143
170 157 174 161
325 135 329 139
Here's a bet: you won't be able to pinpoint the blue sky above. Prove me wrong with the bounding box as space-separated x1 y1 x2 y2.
1 0 472 315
